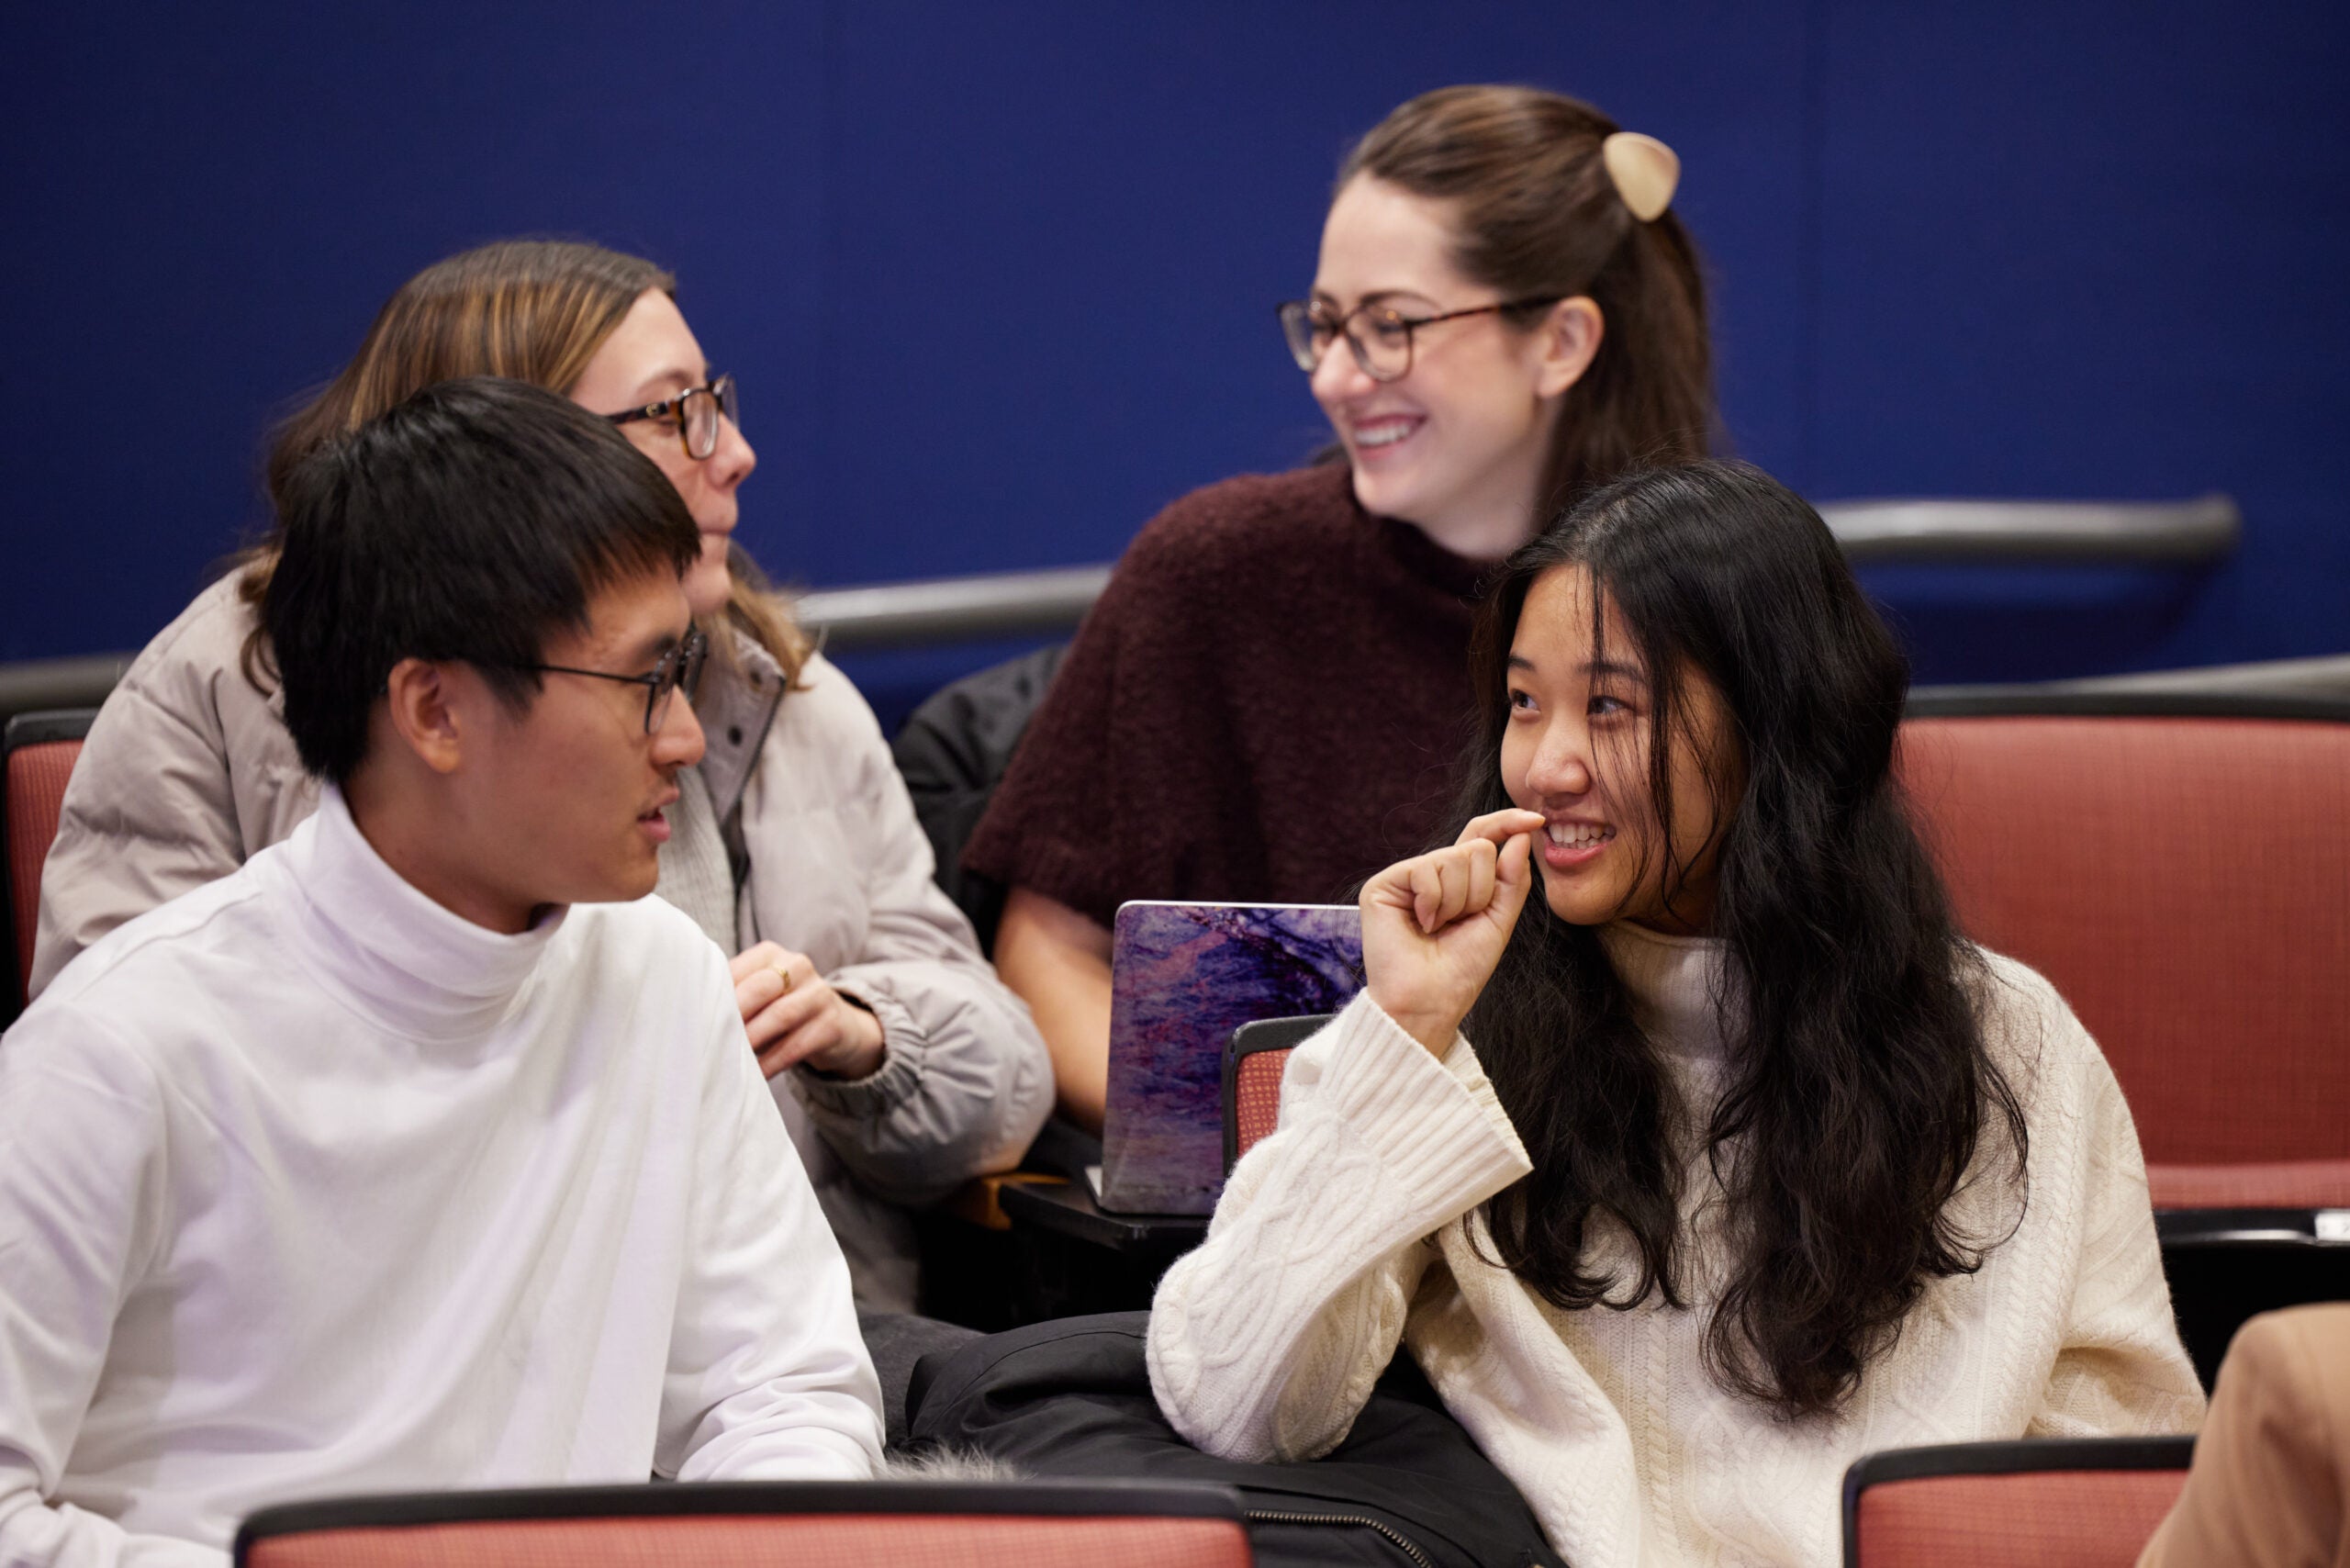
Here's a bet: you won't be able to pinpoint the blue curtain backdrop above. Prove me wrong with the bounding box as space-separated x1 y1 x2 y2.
6 2 2344 699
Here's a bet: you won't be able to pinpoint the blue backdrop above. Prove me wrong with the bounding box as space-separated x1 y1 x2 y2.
6 2 2344 700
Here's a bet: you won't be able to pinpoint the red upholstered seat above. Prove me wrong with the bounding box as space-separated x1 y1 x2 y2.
238 1483 1253 1568
1844 1438 2192 1567
1230 1047 1289 1163
1897 712 2350 1181
1222 1014 1335 1170
2149 1158 2350 1210
1852 1470 2187 1567
245 1513 1249 1568
5 715 91 1005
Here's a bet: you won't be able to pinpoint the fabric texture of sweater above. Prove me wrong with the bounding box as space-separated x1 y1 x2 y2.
28 574 1053 1312
962 463 1487 927
0 788 885 1567
1147 925 2206 1568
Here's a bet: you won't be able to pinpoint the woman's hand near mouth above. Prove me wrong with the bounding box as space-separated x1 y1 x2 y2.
1360 807 1545 1055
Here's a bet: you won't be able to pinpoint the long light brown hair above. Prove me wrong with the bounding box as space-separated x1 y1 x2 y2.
240 239 809 687
1341 85 1718 519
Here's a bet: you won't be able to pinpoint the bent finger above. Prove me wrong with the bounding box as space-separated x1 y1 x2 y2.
757 1012 842 1077
1432 848 1475 929
728 940 789 986
1458 808 1547 850
1464 836 1498 916
1491 830 1537 919
745 985 827 1055
1407 857 1449 933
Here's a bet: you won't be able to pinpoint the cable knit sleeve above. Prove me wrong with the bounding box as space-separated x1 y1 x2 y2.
1146 991 1533 1463
2002 966 2207 1438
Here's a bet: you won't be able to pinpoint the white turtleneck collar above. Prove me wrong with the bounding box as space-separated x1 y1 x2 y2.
1595 921 1739 1066
254 784 569 1046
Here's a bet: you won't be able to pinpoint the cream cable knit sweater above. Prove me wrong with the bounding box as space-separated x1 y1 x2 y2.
1147 925 2204 1568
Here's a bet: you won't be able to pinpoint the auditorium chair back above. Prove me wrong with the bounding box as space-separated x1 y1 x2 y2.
1897 695 2350 1204
4 709 95 1010
1843 1437 2192 1567
1223 1014 1333 1170
237 1480 1254 1568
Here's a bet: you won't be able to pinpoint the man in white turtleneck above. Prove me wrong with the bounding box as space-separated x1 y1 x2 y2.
0 379 884 1568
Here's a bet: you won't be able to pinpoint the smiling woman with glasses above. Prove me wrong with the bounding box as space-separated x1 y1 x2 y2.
963 84 1721 1135
33 241 1053 1366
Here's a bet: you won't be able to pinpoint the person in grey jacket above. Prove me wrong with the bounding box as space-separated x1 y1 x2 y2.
32 240 1053 1326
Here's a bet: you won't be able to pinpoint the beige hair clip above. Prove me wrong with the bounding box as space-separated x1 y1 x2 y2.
1602 131 1681 222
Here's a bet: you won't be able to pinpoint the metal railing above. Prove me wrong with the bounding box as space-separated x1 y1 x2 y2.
0 653 134 723
795 494 2243 648
799 565 1113 654
0 495 2253 712
1820 493 2240 564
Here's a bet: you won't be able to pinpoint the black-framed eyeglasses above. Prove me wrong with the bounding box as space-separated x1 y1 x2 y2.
604 374 740 461
521 628 710 734
1275 298 1561 383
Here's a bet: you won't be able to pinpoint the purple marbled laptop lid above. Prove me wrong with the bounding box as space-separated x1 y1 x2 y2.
1098 902 1363 1215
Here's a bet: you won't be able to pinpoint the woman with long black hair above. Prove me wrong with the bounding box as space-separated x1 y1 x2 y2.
1147 460 2202 1566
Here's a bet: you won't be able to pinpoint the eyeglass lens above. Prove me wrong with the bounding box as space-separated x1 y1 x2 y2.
1278 303 1409 382
681 375 740 461
644 633 711 732
1278 302 1325 374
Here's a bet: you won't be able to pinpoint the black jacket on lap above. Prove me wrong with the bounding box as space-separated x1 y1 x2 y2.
905 1311 1564 1568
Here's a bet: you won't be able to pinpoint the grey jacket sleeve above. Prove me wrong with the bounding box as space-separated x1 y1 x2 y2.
30 578 319 998
739 656 1053 1209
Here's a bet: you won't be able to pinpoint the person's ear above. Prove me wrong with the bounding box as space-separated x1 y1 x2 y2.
382 657 466 776
1532 297 1605 399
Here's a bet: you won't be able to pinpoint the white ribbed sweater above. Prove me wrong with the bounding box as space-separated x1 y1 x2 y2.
1147 925 2205 1568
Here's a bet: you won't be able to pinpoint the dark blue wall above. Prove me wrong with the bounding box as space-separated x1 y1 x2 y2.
7 3 2344 693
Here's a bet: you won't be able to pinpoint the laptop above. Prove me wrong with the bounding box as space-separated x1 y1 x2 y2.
1097 901 1362 1215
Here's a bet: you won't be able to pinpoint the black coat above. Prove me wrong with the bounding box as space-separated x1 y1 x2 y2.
906 1311 1566 1568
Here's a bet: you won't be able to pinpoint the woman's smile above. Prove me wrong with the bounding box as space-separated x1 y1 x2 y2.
1538 817 1615 870
1348 411 1426 454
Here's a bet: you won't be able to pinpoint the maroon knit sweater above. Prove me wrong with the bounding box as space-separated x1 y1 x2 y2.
964 463 1489 929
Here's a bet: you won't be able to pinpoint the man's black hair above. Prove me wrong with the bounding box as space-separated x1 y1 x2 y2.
263 375 701 788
